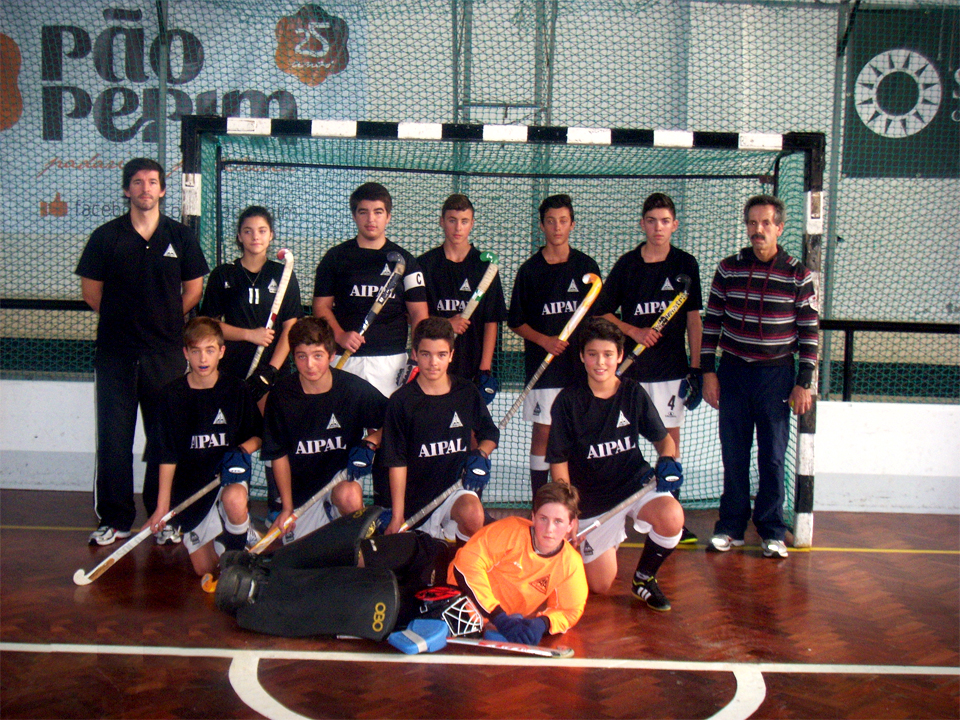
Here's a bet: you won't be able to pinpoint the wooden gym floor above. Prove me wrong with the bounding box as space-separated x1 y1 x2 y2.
1 489 957 720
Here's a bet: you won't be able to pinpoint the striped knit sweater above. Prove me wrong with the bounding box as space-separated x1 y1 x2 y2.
700 246 819 386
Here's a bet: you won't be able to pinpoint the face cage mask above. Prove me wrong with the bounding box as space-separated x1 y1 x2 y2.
415 587 484 637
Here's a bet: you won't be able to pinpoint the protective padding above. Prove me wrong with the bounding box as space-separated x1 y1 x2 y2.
269 505 383 569
388 619 449 655
235 566 399 641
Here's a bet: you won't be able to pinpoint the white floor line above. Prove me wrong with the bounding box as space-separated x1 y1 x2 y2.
228 652 311 720
707 667 767 720
2 641 957 676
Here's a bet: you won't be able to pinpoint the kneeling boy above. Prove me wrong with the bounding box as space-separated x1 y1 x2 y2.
380 317 499 540
145 317 263 576
262 317 388 543
547 317 685 611
449 482 588 645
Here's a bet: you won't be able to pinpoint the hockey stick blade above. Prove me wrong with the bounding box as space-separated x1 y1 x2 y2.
447 637 574 659
201 468 351 592
335 252 406 369
246 249 295 379
499 273 602 430
617 273 690 378
74 477 220 586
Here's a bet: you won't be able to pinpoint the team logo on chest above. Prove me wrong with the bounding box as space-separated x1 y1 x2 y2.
529 575 551 595
567 279 578 293
661 277 674 291
268 278 278 294
616 411 630 428
418 437 467 457
437 298 466 313
459 278 472 292
450 412 463 429
163 244 178 258
542 300 579 315
327 414 341 430
296 436 346 454
380 263 392 276
634 300 667 316
213 409 227 425
586 435 636 459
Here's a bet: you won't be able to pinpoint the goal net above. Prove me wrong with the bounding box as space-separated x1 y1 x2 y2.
183 117 823 522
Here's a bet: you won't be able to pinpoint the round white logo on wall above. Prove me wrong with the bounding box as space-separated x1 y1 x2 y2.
854 48 942 138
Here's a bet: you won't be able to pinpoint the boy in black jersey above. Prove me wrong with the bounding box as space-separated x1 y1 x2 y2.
508 194 601 498
418 194 507 395
596 192 703 544
547 318 685 612
380 317 499 540
262 317 388 543
312 183 428 398
145 318 262 576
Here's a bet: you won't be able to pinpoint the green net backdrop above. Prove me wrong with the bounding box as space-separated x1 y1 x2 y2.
2 0 958 512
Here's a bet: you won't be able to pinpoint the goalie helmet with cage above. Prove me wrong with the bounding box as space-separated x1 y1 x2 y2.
414 586 482 637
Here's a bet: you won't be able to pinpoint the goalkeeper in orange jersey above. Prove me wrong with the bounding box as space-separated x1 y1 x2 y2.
448 482 588 646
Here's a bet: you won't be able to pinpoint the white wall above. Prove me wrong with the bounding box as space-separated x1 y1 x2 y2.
2 380 958 514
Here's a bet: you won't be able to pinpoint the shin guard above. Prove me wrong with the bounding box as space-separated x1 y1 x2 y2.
268 506 383 569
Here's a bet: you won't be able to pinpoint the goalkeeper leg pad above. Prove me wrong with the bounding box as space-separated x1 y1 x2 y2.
269 506 384 570
235 566 399 641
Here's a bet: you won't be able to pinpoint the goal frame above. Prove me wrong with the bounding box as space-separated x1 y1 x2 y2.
179 115 824 547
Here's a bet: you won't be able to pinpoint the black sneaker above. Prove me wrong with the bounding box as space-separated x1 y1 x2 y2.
679 527 698 545
631 576 671 612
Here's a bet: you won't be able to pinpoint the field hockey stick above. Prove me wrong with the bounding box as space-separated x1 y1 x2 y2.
200 467 350 593
575 477 657 540
246 249 295 380
499 272 603 430
397 479 463 533
335 251 406 369
446 637 574 659
616 273 690 378
73 477 221 586
459 251 499 324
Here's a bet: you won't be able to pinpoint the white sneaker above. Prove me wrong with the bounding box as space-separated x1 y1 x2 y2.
707 534 745 553
89 526 132 546
762 538 788 558
155 525 182 545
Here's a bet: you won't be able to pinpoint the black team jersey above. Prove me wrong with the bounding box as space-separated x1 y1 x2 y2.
200 258 304 380
594 245 702 382
379 376 499 518
156 374 262 531
546 378 667 518
261 369 388 506
508 248 600 389
312 239 427 356
417 246 508 381
75 213 209 353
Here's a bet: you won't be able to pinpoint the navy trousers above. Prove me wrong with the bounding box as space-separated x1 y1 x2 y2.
714 359 795 542
93 348 186 530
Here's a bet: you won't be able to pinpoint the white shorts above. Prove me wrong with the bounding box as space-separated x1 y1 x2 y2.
281 495 342 545
577 488 675 564
522 387 563 425
182 483 248 556
640 379 685 429
334 352 407 397
416 487 478 542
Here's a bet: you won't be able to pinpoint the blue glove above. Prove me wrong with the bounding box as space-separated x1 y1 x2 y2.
655 456 683 493
477 372 499 405
246 364 278 402
461 449 491 492
679 368 703 410
219 448 252 486
347 441 376 479
492 611 547 645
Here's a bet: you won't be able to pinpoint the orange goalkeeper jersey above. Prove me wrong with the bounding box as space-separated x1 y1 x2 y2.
448 516 588 635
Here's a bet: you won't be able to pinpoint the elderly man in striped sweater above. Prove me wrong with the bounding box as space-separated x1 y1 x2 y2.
701 195 819 559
